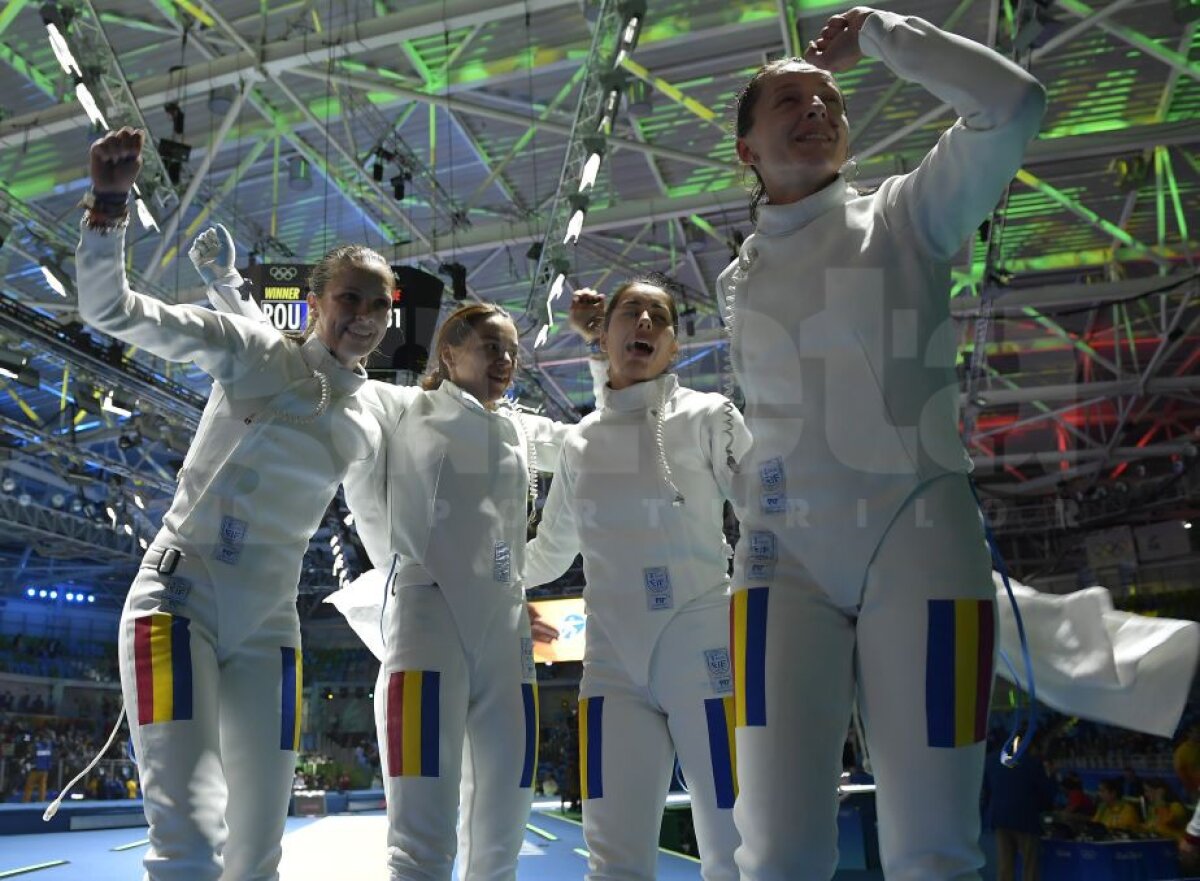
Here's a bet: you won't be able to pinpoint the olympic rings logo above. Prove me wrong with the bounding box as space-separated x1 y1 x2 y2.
269 265 299 281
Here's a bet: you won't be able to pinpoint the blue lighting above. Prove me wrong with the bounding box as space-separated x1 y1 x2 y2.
25 588 35 598
38 589 47 598
66 592 75 601
49 590 58 599
87 595 95 603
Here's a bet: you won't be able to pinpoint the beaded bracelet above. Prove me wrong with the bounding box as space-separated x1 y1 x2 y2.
86 190 131 212
80 190 131 232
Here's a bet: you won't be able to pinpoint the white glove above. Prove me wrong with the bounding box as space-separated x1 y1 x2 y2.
188 224 269 323
188 223 239 287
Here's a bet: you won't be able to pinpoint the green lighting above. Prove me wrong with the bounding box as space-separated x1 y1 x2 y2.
10 175 62 201
0 43 57 99
1040 119 1134 139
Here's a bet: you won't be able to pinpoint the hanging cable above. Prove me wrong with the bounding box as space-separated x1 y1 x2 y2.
963 4 1040 767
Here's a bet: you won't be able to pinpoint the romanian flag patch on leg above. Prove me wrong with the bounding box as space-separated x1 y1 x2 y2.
926 598 995 748
730 588 768 728
133 613 194 725
579 696 604 800
704 695 738 809
386 670 440 777
280 647 303 751
519 683 539 789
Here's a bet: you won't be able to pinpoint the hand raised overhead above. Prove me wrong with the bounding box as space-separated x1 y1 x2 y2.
568 288 607 343
803 7 873 73
89 127 144 196
188 224 238 286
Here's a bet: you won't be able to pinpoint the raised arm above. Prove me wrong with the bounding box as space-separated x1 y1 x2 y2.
514 289 609 472
524 449 584 589
76 129 276 384
811 8 1046 260
189 224 268 324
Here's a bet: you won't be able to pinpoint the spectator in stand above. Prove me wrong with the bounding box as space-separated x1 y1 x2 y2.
1174 722 1200 799
983 740 1055 881
1093 778 1141 832
126 776 140 799
22 731 52 803
1121 766 1144 800
1182 800 1200 874
541 773 559 798
1142 778 1189 841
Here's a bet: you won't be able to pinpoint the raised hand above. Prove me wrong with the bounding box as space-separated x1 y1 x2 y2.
568 288 606 343
803 7 873 73
188 224 238 286
89 127 144 196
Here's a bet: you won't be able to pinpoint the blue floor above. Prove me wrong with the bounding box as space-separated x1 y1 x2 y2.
0 809 704 881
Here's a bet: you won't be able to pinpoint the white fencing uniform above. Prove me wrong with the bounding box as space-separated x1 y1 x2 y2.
76 222 380 881
525 373 751 881
716 12 1046 881
345 380 575 881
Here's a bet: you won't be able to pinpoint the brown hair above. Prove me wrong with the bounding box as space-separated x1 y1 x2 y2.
285 245 395 367
734 58 847 222
603 273 681 333
420 302 515 391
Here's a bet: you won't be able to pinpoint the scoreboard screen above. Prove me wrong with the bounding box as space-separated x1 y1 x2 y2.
252 263 310 331
244 262 444 382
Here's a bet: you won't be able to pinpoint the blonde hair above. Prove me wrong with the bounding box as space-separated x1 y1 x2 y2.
420 302 515 391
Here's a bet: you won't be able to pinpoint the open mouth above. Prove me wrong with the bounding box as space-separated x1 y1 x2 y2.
626 339 655 357
793 131 834 143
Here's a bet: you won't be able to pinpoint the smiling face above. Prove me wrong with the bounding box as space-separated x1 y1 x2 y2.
735 62 850 204
442 313 520 406
308 261 393 367
600 282 679 390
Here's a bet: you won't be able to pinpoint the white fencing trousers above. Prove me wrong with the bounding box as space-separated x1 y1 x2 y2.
731 474 996 881
116 548 302 881
375 584 538 881
578 594 740 881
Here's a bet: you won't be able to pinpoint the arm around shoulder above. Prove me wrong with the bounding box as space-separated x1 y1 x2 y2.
524 449 584 589
344 382 417 569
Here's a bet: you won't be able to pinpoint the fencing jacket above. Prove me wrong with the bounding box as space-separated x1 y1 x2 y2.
76 222 379 588
716 10 1046 605
345 379 578 650
524 373 751 686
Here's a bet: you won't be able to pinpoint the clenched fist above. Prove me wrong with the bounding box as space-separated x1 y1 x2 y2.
568 288 606 343
188 224 239 287
89 127 144 196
